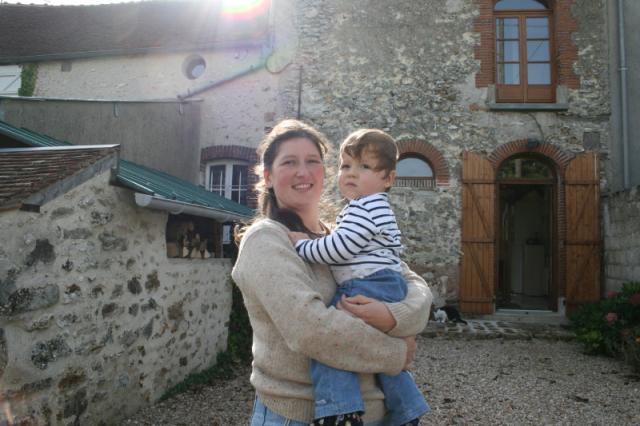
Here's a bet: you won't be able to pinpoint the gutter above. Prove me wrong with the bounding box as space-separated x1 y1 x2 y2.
134 192 251 222
617 0 630 189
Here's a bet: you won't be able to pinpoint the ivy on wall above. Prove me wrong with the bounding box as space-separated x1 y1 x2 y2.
18 63 38 97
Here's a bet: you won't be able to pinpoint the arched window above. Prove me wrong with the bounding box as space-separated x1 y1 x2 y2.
494 0 554 103
395 155 435 189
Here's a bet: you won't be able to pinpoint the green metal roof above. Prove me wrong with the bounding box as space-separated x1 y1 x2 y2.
0 119 254 219
117 159 254 218
0 120 73 147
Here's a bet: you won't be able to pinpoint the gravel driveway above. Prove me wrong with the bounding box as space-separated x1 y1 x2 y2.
121 334 640 425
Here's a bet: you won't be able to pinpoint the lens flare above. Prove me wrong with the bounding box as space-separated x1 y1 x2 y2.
221 0 271 20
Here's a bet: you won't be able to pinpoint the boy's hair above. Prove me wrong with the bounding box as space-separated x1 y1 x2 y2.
340 129 398 176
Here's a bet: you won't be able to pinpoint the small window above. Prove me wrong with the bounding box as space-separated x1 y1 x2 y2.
495 0 554 103
165 214 222 259
183 55 207 80
207 161 249 206
395 156 435 189
498 157 553 179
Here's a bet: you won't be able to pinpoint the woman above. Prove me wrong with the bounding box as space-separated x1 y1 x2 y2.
232 119 432 426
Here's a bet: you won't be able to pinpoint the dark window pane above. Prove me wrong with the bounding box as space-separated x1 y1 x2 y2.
526 17 549 38
495 0 547 11
528 63 551 84
209 165 226 196
498 157 552 179
231 165 249 206
497 41 520 62
498 63 520 84
496 18 519 39
396 157 433 177
527 40 549 61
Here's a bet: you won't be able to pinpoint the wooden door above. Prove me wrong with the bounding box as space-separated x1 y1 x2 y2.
564 153 600 313
460 152 496 314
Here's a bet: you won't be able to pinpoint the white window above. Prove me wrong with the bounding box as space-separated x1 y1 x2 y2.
0 65 21 95
395 156 435 189
206 161 249 245
207 161 249 206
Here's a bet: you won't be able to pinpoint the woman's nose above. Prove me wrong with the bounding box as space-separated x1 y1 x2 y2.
295 164 310 176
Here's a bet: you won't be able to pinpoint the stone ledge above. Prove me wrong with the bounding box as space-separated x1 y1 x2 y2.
421 320 575 341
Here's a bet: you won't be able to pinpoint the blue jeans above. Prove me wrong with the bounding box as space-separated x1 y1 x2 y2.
311 269 430 425
250 397 386 426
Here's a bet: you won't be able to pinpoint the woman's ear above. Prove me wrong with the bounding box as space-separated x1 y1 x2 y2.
264 169 273 188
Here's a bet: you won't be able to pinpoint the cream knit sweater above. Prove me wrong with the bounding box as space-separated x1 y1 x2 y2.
232 219 432 423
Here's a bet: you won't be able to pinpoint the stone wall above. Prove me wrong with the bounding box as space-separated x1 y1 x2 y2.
603 186 640 292
293 0 610 299
0 171 232 425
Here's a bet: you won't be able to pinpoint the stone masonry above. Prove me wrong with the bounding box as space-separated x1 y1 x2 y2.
603 185 640 291
0 171 232 425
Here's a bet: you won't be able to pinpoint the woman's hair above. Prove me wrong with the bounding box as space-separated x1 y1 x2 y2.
235 119 331 242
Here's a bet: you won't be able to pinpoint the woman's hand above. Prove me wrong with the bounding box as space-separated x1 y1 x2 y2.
402 336 417 370
337 294 397 333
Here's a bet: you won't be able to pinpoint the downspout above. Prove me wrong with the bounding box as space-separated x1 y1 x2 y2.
177 62 266 100
617 0 630 189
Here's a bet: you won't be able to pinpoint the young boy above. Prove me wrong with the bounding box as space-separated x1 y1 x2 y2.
289 129 429 426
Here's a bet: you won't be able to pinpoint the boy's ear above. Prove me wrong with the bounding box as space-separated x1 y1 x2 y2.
385 170 397 189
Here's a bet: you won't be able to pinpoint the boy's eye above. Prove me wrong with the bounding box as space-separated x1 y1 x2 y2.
340 164 349 169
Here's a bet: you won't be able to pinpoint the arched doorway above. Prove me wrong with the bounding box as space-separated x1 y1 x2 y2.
497 155 556 311
459 142 600 317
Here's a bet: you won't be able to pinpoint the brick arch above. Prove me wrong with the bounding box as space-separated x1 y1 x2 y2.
201 145 258 163
396 139 450 187
487 139 574 176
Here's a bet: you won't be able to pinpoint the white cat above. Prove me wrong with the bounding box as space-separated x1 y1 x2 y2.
434 308 448 323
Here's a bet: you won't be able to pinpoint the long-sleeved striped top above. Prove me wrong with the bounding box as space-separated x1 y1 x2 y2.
295 192 403 284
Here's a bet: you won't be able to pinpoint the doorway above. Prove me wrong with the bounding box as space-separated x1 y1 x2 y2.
497 156 555 311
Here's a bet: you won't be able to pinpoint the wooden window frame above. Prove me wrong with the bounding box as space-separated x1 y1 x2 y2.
495 7 556 103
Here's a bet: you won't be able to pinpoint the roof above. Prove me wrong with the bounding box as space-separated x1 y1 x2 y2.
0 145 118 210
117 159 254 218
0 119 254 218
0 0 271 64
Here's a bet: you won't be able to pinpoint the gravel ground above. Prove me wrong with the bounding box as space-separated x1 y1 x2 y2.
121 336 640 425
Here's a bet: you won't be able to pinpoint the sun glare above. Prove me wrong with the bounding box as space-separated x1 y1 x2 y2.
221 0 270 19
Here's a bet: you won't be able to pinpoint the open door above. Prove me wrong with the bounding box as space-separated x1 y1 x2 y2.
564 153 600 313
460 152 496 314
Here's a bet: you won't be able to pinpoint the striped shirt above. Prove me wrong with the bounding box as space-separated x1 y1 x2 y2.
295 192 403 284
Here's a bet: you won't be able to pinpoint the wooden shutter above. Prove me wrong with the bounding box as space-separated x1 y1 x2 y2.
460 152 496 314
564 153 600 313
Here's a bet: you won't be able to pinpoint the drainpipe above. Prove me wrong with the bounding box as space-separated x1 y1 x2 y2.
176 62 266 100
617 0 630 189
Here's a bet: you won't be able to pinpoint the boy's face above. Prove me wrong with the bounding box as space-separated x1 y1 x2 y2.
338 149 396 200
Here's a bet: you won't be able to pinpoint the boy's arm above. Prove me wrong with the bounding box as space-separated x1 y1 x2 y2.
294 204 378 264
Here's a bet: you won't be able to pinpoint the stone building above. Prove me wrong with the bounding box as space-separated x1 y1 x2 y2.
0 121 252 424
0 0 627 318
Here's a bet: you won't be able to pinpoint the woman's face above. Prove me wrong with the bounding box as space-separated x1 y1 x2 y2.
264 137 325 217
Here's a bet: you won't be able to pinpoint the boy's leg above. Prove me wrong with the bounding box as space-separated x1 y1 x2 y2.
311 360 365 419
311 286 365 419
378 371 430 425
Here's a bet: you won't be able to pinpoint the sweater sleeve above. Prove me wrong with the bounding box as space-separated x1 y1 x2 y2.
294 203 377 264
385 262 433 337
233 222 406 375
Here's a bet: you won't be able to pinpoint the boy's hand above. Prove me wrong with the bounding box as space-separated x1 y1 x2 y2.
337 294 397 333
288 231 310 244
